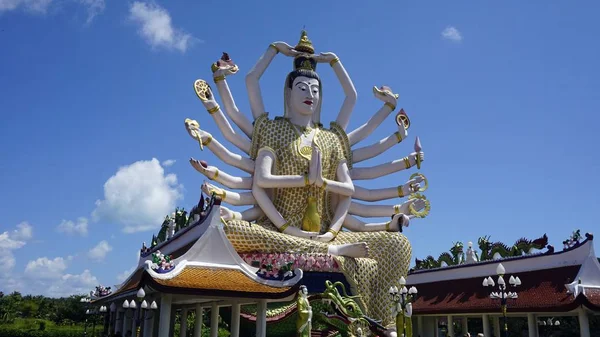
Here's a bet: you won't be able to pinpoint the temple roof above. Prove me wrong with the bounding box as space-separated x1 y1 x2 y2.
408 233 600 314
93 200 303 303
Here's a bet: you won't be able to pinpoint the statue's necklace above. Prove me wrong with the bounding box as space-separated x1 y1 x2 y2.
290 122 318 161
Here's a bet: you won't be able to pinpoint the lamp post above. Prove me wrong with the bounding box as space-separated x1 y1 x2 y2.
389 276 418 337
482 263 520 337
80 297 91 337
124 288 158 337
98 306 109 337
537 318 560 337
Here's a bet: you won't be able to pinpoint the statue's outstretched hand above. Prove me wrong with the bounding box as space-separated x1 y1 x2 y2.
387 213 410 232
373 85 399 107
212 53 239 78
409 151 425 167
201 182 225 199
189 158 217 179
271 41 299 57
184 120 211 144
219 206 235 221
398 198 427 215
313 52 338 64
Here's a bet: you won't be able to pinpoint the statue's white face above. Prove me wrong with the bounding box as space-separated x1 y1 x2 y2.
290 76 320 117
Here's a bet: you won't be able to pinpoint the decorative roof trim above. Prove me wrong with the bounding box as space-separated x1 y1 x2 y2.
410 233 594 276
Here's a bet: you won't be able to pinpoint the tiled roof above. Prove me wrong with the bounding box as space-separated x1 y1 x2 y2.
147 266 299 299
412 266 588 314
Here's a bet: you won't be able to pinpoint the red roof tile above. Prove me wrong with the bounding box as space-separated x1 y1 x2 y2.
412 266 584 314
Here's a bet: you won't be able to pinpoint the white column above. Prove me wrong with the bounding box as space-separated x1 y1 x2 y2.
447 315 454 337
462 317 468 335
255 300 267 337
230 303 241 337
493 316 501 337
210 303 219 337
180 308 188 337
434 317 439 337
158 294 173 337
193 304 203 337
578 309 590 337
482 314 491 337
527 313 538 337
417 316 423 337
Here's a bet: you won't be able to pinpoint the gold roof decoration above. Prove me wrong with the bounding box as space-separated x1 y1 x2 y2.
152 266 293 294
295 30 314 54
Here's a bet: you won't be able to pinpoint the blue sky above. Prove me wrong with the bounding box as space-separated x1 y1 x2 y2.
1 1 599 297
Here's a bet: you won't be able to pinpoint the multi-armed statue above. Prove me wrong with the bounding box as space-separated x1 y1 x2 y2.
184 31 430 328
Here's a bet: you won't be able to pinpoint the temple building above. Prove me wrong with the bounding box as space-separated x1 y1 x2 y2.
406 232 600 337
91 198 304 337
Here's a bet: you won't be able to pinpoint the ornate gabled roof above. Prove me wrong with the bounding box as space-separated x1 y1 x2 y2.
411 265 594 314
408 233 600 314
94 199 302 304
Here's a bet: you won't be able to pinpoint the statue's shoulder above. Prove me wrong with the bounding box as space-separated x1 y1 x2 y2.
327 122 353 168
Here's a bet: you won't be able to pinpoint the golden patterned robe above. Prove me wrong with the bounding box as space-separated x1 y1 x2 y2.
223 114 411 326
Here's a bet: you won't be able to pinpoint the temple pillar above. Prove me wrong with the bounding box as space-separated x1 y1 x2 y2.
417 316 423 337
123 309 131 336
462 317 468 335
578 309 590 337
527 313 538 337
115 309 123 334
193 304 203 337
447 315 454 337
210 303 219 337
482 314 491 337
131 308 138 336
180 308 188 337
157 294 172 337
256 300 267 337
230 303 241 337
434 317 439 337
169 309 177 337
493 316 501 337
143 312 154 337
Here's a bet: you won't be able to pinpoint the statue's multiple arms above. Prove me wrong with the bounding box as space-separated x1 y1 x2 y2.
352 175 423 202
212 66 254 138
189 158 252 190
347 87 399 146
184 121 255 173
220 205 264 222
351 127 407 164
202 182 256 206
314 53 357 131
197 86 251 154
246 42 298 119
350 151 424 181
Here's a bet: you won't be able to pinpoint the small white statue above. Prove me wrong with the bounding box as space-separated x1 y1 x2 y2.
465 241 478 264
166 218 176 240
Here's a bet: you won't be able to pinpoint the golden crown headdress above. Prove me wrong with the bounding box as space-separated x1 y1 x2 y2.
293 30 317 71
295 30 314 54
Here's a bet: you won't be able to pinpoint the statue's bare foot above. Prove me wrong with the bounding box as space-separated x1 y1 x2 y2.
388 213 410 232
328 242 369 258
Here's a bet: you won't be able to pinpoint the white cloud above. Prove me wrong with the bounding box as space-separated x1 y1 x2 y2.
162 159 176 167
129 1 195 52
56 217 89 236
0 222 33 272
442 26 462 42
79 0 104 24
92 158 183 233
0 0 52 13
24 257 67 279
116 266 135 282
88 240 112 261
